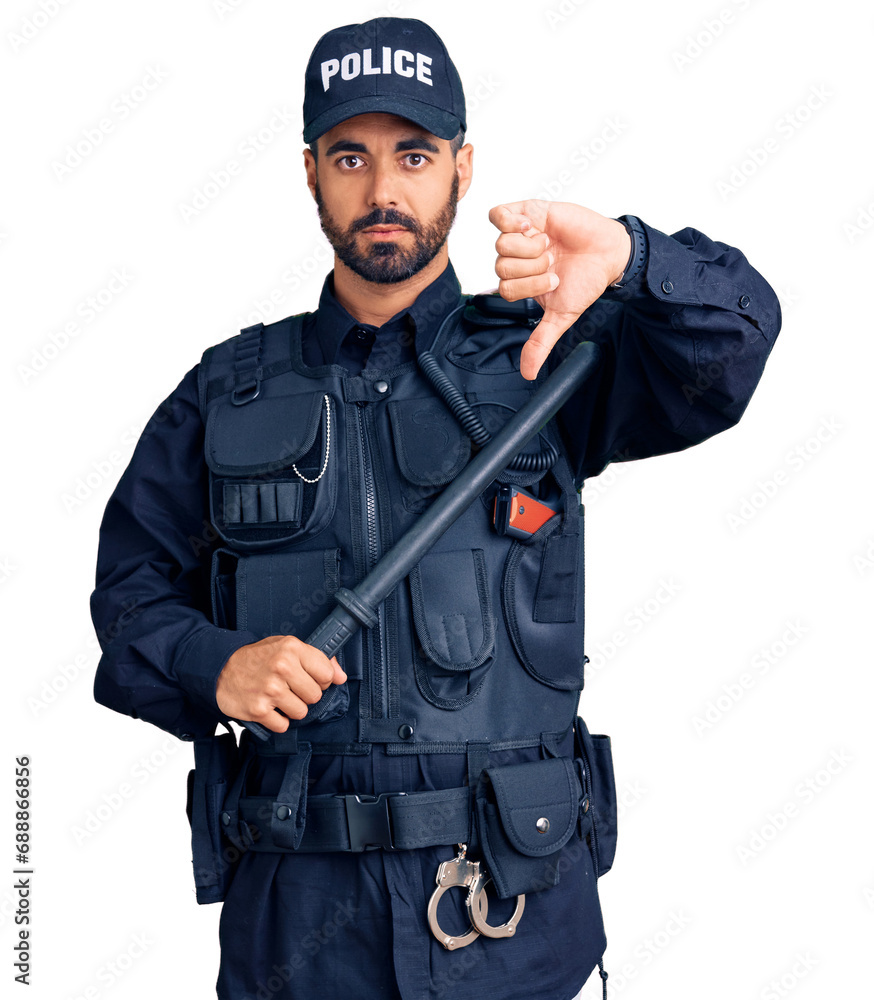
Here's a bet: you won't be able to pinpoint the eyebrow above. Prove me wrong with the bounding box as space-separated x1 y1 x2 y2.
323 137 441 157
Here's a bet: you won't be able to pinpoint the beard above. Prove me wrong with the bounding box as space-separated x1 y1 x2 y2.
315 172 459 284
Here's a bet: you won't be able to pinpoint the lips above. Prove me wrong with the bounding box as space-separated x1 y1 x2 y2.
362 225 409 237
362 225 409 241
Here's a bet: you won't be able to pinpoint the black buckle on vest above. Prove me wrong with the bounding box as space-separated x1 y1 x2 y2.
231 377 261 406
337 792 406 851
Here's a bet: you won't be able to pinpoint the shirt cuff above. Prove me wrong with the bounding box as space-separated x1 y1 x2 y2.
174 625 261 721
601 216 702 305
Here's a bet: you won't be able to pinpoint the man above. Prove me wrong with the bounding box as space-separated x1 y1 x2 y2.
91 16 780 1000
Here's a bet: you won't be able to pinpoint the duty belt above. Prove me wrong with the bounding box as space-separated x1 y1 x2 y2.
229 785 528 949
231 785 471 853
216 744 591 953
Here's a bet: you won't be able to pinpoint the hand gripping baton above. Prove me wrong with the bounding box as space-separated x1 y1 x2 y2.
235 338 601 741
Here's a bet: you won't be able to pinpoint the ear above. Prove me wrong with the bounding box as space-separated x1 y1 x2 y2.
455 142 474 201
304 147 318 201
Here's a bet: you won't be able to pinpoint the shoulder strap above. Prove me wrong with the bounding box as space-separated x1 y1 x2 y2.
230 322 264 405
198 314 306 415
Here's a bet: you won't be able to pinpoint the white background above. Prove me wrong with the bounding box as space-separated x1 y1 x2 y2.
2 0 872 998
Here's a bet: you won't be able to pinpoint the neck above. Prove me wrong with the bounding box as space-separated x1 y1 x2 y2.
332 247 449 327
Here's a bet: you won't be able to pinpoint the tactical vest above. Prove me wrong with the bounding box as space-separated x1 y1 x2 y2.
198 298 587 749
188 297 617 976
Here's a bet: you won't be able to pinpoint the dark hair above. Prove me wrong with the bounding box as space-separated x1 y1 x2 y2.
309 126 466 162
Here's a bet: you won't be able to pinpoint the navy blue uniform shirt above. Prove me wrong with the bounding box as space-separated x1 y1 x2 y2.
91 218 780 1000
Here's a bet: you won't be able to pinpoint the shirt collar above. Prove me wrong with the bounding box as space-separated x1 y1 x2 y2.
314 260 464 363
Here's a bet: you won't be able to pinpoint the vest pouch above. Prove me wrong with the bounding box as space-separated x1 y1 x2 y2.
408 547 496 709
574 715 618 876
205 390 338 550
387 396 471 513
500 509 587 690
474 756 586 899
186 726 245 904
234 546 349 726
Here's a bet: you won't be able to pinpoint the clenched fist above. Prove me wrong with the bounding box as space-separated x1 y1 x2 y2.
216 635 347 733
489 200 632 380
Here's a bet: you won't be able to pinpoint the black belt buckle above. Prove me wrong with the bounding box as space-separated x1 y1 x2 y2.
337 792 407 852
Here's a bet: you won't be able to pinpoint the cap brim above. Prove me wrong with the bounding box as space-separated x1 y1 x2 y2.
303 95 462 143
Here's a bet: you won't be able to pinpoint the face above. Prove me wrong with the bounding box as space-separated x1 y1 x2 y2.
304 113 473 284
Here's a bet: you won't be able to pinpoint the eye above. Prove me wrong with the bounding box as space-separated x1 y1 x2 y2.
405 153 427 167
339 155 363 169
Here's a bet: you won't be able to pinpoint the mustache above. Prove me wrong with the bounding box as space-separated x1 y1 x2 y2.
350 209 421 235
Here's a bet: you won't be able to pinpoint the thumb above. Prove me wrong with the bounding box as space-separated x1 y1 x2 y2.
520 309 580 381
331 656 347 683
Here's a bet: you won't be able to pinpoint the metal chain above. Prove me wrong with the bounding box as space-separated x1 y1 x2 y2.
292 394 331 483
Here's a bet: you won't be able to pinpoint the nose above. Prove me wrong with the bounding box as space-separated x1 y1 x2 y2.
366 160 398 209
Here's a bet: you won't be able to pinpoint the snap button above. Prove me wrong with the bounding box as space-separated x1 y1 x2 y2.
738 294 751 309
221 811 231 826
355 327 371 341
374 380 389 394
276 805 291 821
582 798 590 813
661 279 674 294
535 817 550 834
398 724 414 740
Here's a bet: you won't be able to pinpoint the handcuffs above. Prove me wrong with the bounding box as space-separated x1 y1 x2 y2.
426 844 526 950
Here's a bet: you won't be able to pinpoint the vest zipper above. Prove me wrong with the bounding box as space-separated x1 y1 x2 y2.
355 401 388 718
